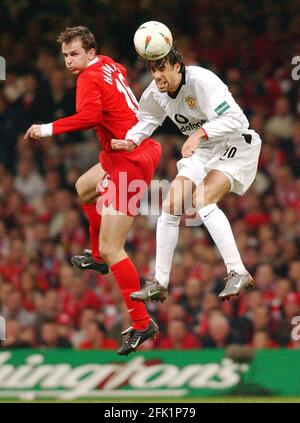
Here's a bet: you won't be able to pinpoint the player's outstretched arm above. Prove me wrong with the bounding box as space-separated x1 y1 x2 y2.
181 128 208 157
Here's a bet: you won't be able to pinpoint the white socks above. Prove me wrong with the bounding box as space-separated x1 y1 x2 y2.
155 211 181 288
198 203 246 274
154 204 246 287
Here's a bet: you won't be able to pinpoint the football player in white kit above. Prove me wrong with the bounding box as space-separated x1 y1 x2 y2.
112 46 261 301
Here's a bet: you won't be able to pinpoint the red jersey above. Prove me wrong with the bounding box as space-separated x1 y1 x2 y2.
52 55 139 152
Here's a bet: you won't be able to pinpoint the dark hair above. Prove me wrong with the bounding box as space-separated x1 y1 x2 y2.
139 44 185 72
57 26 97 52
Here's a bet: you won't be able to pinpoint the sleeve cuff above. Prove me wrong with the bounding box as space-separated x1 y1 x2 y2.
40 123 53 137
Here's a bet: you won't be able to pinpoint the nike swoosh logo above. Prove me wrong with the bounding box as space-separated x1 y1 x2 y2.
131 336 141 349
234 280 243 288
127 308 135 313
203 209 215 219
148 290 160 297
81 262 92 268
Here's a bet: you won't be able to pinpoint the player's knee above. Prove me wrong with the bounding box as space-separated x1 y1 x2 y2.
196 172 231 207
162 199 182 216
75 176 86 200
100 241 120 262
75 177 96 203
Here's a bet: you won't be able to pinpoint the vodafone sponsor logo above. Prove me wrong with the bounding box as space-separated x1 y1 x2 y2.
174 114 206 133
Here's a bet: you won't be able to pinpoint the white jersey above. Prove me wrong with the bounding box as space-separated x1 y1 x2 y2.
126 65 250 146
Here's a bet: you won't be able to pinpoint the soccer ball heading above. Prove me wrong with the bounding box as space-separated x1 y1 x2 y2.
134 21 173 60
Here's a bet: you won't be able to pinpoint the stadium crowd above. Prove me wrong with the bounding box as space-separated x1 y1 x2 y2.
0 0 300 351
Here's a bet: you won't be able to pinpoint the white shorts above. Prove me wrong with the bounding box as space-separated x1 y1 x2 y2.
177 130 262 195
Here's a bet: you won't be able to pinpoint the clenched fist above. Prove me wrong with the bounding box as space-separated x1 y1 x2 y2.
111 139 137 151
24 124 42 141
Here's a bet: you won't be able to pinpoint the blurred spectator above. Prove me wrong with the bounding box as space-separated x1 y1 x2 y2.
39 322 72 348
0 288 35 327
201 311 238 348
157 319 200 349
1 320 32 348
265 97 295 140
60 275 101 326
15 157 46 203
71 308 98 348
15 74 52 124
78 320 118 350
251 330 278 349
251 305 272 332
0 93 24 168
179 277 203 328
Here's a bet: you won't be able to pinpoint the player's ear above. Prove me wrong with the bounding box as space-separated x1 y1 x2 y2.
88 48 96 60
174 62 181 73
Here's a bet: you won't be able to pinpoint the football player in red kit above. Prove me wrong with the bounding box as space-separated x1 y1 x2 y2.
24 26 161 355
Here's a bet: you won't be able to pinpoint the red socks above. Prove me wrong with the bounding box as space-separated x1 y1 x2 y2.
110 257 150 330
83 204 150 330
83 203 103 262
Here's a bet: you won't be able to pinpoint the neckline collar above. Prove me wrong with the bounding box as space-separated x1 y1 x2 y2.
87 57 99 67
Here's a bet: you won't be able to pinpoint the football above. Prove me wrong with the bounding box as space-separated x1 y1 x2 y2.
133 21 173 60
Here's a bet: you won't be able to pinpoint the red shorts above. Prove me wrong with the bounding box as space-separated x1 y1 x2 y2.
98 138 161 216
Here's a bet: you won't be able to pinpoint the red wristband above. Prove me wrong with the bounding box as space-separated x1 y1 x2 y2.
201 128 209 140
